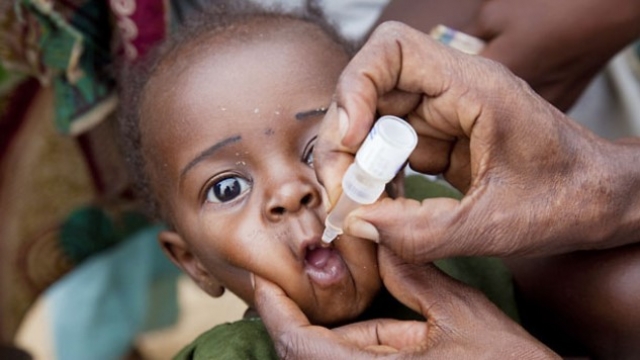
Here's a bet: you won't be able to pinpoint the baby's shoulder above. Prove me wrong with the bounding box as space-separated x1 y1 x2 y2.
173 318 277 360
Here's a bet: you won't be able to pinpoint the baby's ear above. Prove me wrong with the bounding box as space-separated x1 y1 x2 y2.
158 230 225 297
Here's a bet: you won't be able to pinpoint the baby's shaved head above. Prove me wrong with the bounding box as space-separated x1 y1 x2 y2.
117 0 354 223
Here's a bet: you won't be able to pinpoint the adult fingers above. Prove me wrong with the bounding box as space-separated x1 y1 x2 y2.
377 249 561 359
335 21 461 147
344 195 473 263
314 105 358 207
254 276 403 359
253 276 343 359
254 275 311 332
333 319 427 351
315 21 460 204
377 247 483 316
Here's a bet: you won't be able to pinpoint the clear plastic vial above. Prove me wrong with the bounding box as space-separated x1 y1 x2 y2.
321 115 418 244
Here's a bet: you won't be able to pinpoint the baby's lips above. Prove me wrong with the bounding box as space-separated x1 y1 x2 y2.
304 245 347 287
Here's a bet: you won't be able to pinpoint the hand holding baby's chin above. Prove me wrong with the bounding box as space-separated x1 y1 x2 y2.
253 249 558 359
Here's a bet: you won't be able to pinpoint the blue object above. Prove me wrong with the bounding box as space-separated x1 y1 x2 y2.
47 224 181 360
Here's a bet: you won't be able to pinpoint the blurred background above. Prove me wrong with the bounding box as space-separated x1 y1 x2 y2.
15 277 246 360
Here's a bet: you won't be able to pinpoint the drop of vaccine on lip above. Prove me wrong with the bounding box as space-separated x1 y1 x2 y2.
306 247 332 268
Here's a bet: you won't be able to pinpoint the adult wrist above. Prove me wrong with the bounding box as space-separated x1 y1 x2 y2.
590 137 640 249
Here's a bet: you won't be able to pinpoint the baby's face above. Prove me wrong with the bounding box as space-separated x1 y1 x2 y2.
140 23 381 324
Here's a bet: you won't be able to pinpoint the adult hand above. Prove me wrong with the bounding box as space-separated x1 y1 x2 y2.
315 22 640 262
375 0 640 111
464 0 640 111
254 248 558 359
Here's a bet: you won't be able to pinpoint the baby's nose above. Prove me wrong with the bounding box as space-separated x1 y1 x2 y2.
265 180 320 221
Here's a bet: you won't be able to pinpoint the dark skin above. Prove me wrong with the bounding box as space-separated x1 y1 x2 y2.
374 0 483 37
250 0 640 356
506 244 640 358
255 248 558 359
375 2 640 356
256 21 640 359
375 0 640 111
318 22 640 260
140 19 383 326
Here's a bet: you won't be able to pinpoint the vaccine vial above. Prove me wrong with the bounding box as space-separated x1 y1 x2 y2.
321 115 418 244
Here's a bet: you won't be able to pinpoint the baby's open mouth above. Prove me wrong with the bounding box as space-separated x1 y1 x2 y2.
304 244 347 287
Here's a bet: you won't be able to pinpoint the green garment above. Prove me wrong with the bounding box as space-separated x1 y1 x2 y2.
174 318 277 360
174 175 518 360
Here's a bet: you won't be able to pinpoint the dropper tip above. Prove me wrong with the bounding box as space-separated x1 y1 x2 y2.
321 227 339 244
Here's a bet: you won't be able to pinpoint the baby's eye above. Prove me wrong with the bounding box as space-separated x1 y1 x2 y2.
206 176 251 203
304 147 314 167
302 136 316 168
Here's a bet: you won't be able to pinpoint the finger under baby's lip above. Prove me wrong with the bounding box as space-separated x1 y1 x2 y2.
314 104 358 207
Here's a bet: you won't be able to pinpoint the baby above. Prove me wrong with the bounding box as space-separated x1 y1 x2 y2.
117 1 516 357
118 0 384 326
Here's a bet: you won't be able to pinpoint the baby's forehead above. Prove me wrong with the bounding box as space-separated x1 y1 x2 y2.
141 18 341 120
158 17 328 74
139 14 345 156
144 18 332 107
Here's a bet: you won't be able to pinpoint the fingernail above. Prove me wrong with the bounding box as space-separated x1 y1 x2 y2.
348 218 380 243
338 107 349 140
250 273 256 290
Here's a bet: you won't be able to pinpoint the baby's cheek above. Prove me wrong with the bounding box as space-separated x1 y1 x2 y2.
355 262 382 301
198 250 254 304
344 242 382 299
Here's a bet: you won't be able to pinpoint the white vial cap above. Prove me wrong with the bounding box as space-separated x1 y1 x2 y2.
355 116 418 182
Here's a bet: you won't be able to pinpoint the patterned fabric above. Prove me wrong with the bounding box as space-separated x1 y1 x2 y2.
60 206 151 264
0 0 168 135
0 0 170 344
0 84 94 342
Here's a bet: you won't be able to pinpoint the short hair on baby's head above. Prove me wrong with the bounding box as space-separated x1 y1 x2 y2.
117 0 355 224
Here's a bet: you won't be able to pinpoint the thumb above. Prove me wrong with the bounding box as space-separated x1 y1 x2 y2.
378 247 480 312
344 196 463 263
315 105 360 207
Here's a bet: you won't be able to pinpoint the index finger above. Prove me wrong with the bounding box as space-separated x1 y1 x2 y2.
253 275 313 335
313 104 358 207
253 276 358 359
335 21 460 147
315 22 465 204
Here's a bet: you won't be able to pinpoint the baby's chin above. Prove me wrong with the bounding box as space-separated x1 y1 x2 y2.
241 278 377 326
239 239 381 325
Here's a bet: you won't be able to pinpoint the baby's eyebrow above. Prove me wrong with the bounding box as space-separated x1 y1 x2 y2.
180 135 241 180
295 107 328 120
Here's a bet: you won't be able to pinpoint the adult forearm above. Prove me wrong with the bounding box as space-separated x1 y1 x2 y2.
570 135 640 251
374 0 483 35
602 137 640 248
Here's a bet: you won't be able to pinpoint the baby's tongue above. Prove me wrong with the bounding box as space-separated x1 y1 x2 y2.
306 247 332 268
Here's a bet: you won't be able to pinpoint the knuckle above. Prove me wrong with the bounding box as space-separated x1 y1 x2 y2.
371 21 411 42
375 20 403 33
